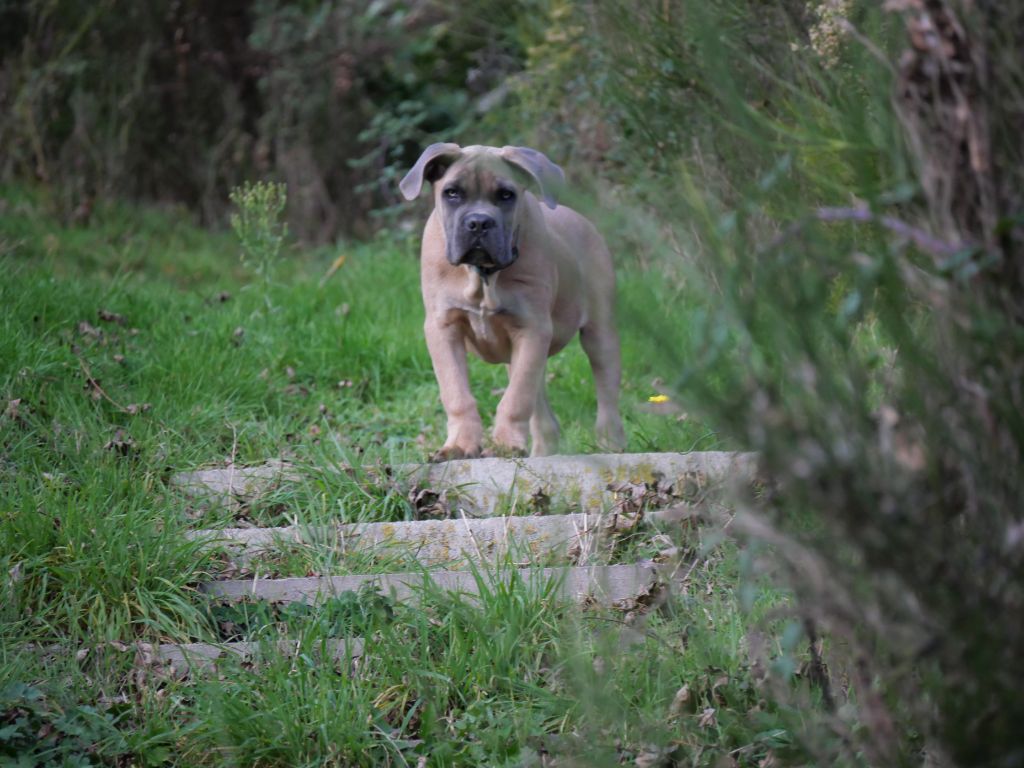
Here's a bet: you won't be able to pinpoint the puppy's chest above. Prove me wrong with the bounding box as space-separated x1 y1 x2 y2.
443 302 515 362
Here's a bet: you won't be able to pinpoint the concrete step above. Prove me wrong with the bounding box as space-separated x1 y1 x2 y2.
172 451 754 515
407 451 752 515
146 638 363 676
171 458 298 506
191 506 699 568
201 562 659 606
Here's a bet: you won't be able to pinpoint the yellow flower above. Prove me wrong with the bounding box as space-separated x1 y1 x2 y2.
648 394 670 403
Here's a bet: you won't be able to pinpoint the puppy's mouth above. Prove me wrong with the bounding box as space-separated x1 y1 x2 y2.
459 245 515 276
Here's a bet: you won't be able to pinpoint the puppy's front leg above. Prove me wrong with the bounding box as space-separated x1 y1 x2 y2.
493 331 550 456
424 319 483 460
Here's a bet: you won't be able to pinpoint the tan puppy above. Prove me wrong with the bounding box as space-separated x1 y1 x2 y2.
400 143 626 459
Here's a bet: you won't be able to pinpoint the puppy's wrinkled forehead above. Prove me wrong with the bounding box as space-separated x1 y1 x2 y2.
440 152 523 198
399 143 563 209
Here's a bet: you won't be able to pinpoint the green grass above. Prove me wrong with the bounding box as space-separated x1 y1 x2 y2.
0 186 825 766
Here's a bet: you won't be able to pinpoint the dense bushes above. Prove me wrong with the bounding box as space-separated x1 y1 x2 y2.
573 1 1024 764
0 0 529 241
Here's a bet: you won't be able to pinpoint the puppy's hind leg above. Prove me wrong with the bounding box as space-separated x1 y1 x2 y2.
529 381 560 457
580 321 627 453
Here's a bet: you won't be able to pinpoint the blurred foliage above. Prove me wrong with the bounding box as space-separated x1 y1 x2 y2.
544 1 1022 765
0 0 530 242
0 681 122 766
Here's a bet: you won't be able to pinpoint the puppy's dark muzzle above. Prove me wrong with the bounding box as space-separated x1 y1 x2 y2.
463 212 495 236
452 213 517 276
460 247 499 270
457 245 518 277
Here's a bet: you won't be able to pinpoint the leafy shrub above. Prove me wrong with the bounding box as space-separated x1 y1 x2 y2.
565 1 1024 764
0 1 527 242
0 681 121 767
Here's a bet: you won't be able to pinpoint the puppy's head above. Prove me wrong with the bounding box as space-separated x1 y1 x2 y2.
399 144 564 274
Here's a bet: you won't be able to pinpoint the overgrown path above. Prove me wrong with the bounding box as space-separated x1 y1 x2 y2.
158 451 753 675
1 192 807 765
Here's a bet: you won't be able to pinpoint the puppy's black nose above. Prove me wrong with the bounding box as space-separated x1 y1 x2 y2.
463 213 495 233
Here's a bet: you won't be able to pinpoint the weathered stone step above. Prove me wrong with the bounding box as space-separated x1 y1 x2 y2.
172 458 297 505
149 637 363 676
202 563 658 606
408 451 752 515
191 506 698 567
173 451 754 515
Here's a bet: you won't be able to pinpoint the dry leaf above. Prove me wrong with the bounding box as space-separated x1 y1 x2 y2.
97 308 126 325
530 488 551 515
4 398 21 420
83 376 103 401
409 487 449 520
669 684 691 716
77 320 102 338
104 429 136 455
655 546 680 563
320 252 347 287
612 581 666 624
635 745 673 768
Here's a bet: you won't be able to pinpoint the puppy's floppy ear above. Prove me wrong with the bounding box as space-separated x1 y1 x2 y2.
499 146 565 209
399 143 463 201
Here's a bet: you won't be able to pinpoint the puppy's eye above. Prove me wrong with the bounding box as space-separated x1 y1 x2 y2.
497 188 516 202
443 188 461 201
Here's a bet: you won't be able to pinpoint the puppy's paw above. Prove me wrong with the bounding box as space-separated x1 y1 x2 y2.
491 422 529 457
431 444 481 463
596 418 627 453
